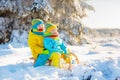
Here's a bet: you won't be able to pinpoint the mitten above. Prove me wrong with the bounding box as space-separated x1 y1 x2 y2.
42 49 49 54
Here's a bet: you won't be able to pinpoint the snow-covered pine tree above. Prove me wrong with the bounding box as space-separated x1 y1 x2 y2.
0 0 94 45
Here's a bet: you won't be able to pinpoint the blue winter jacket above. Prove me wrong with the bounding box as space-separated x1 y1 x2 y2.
44 37 68 55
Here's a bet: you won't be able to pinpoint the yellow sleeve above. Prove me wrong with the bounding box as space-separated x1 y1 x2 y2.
32 41 44 54
28 31 44 54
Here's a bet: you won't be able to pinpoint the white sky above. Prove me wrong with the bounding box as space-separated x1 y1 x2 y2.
82 0 120 29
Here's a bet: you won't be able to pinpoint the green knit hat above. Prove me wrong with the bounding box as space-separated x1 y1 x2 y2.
31 19 44 30
44 22 58 37
45 22 57 32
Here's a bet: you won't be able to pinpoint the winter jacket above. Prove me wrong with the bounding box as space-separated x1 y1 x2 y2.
28 29 44 60
43 37 68 56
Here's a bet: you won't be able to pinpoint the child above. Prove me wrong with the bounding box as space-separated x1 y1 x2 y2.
43 22 79 70
43 22 68 67
28 19 47 61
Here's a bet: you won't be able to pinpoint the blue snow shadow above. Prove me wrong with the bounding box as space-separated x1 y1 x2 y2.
0 62 33 73
87 51 97 55
101 43 120 48
0 62 34 80
0 50 14 56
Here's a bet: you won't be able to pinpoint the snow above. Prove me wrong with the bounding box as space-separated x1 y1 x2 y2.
0 35 120 80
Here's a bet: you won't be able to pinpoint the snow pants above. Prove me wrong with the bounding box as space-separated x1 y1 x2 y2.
34 52 61 68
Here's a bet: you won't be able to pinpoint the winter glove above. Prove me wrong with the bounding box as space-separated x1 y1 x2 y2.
42 49 49 54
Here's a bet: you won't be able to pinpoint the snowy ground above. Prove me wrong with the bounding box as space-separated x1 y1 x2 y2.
0 37 120 80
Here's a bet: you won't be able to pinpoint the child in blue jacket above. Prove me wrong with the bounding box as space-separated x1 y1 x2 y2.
44 22 79 70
